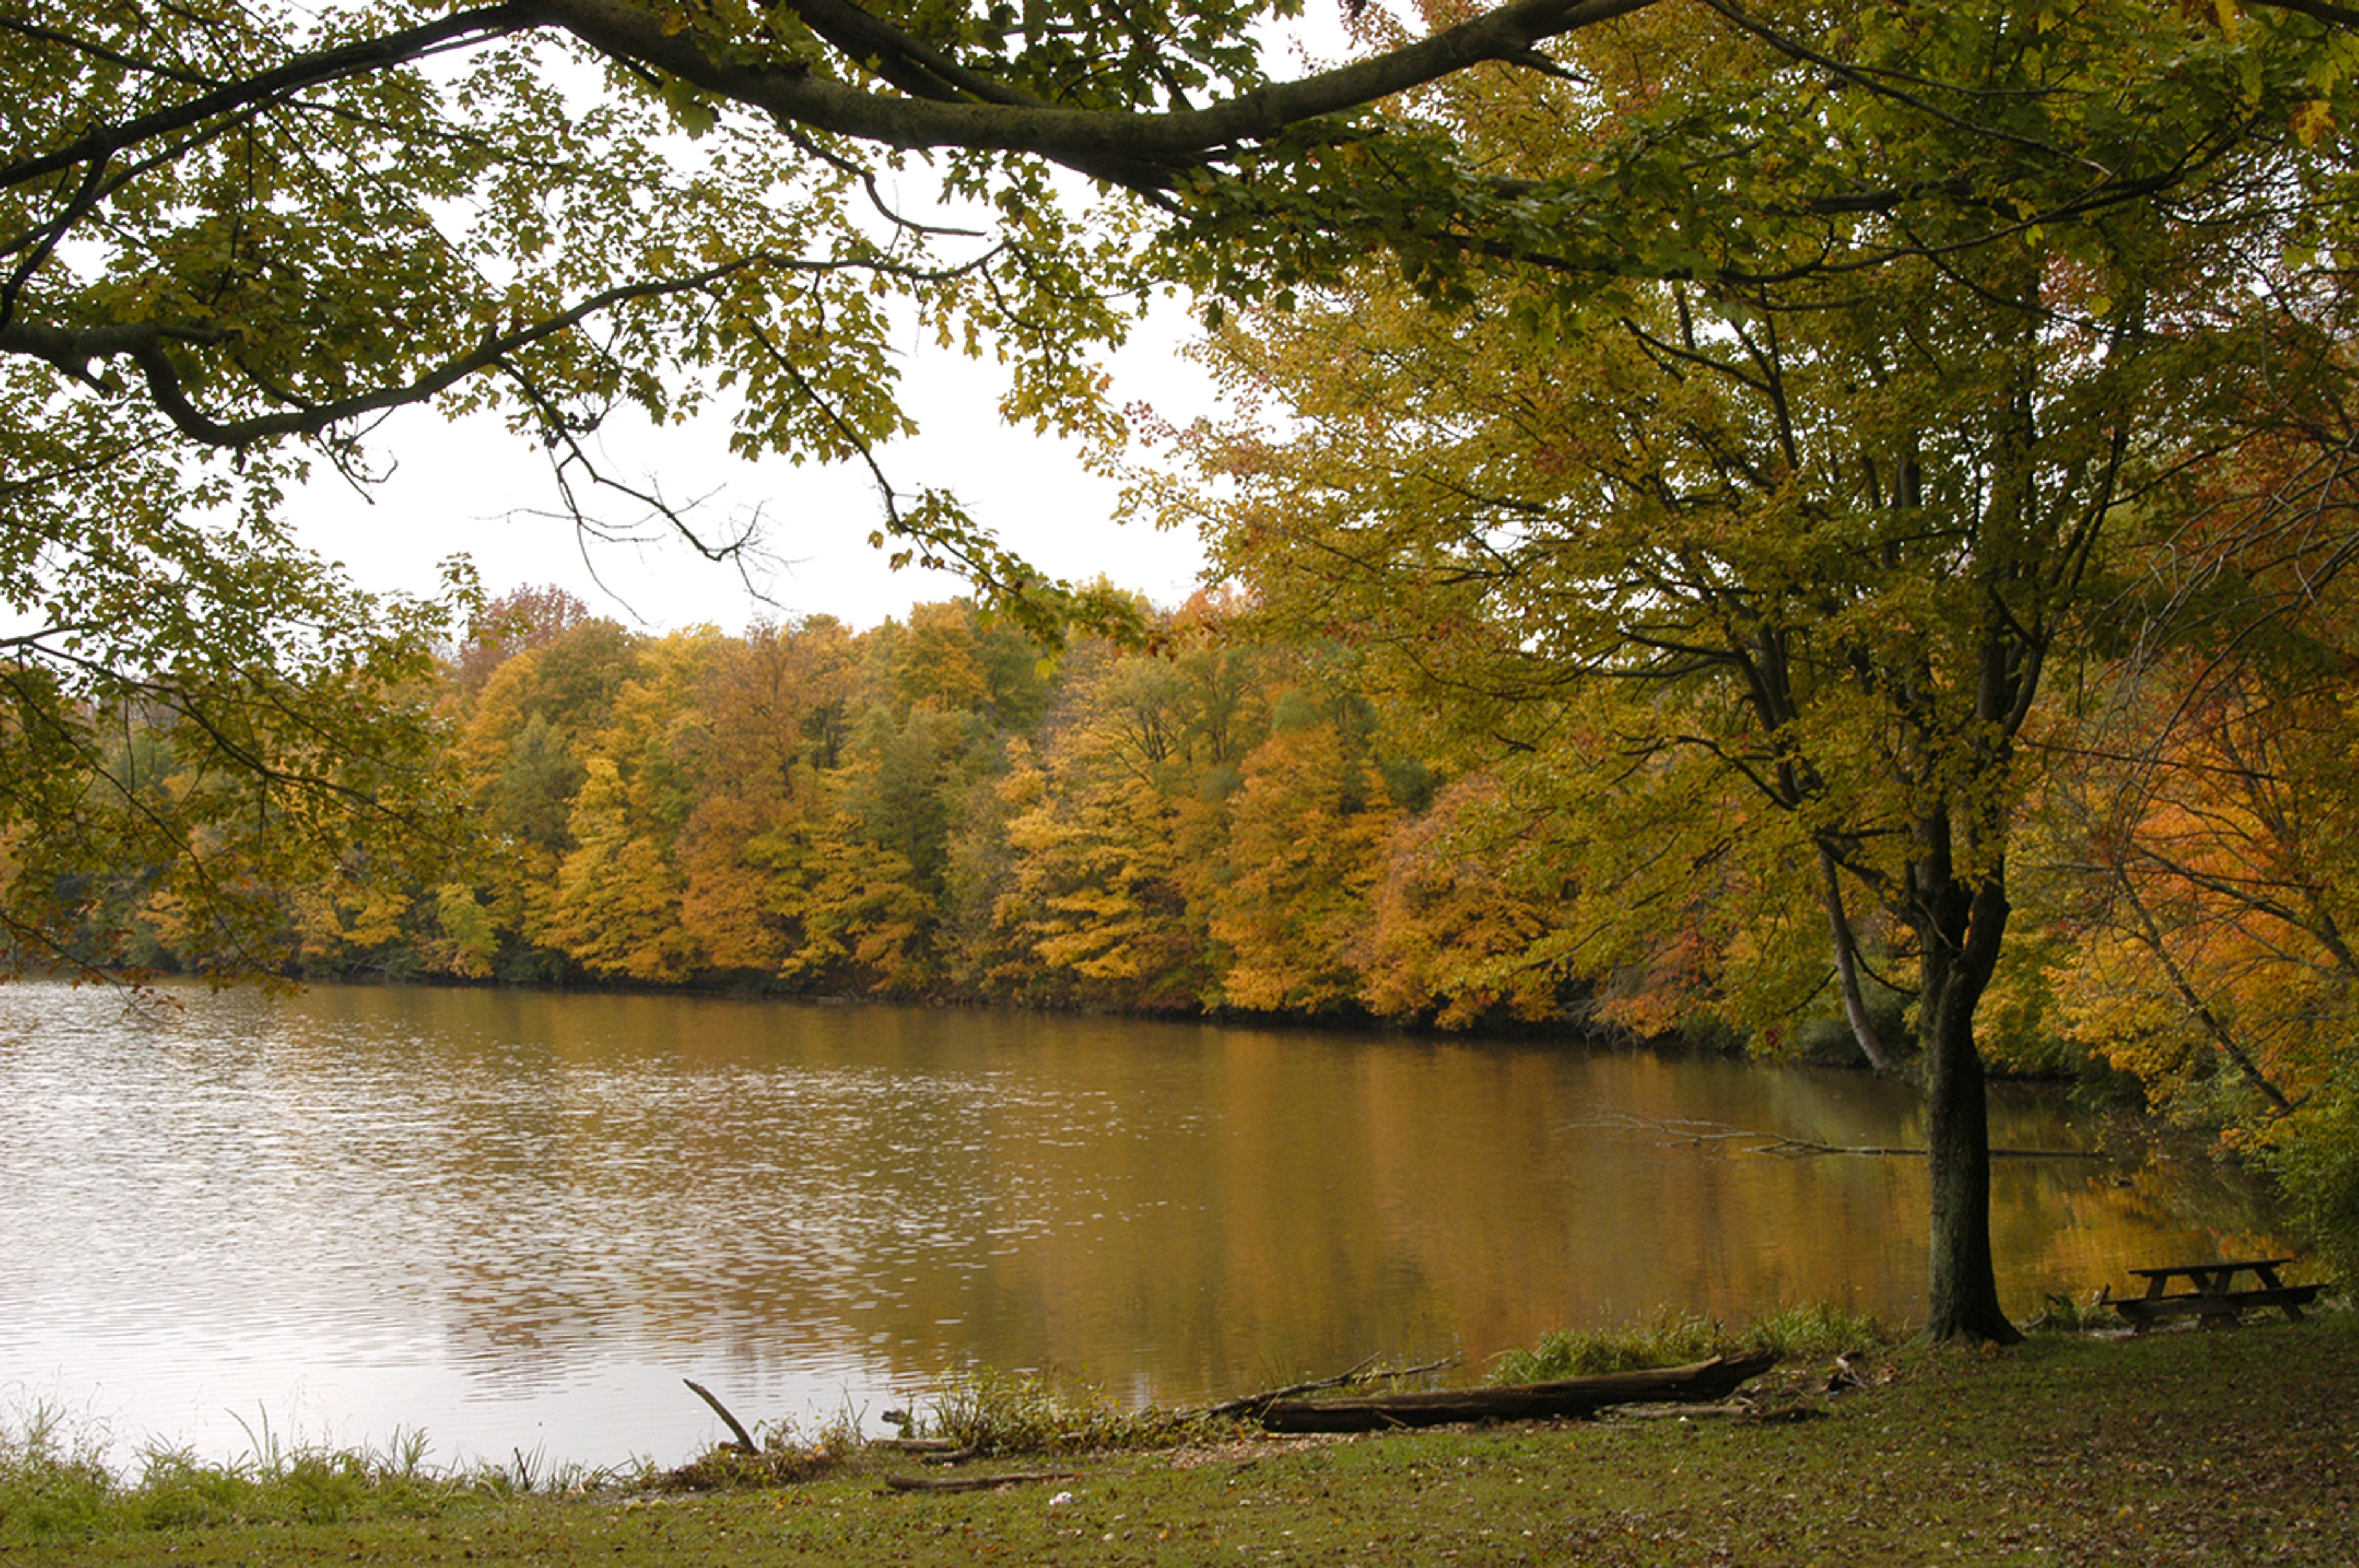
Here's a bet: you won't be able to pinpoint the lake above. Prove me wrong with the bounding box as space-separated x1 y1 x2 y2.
0 980 2283 1472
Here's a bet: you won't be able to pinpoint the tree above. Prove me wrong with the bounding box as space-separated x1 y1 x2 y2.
1160 0 2357 1338
673 616 855 972
2035 409 2359 1270
23 2 2355 605
1358 771 1576 1028
453 585 595 695
14 1 2359 969
541 626 723 978
1208 687 1400 1013
446 615 640 974
988 637 1225 1007
0 456 467 974
2049 664 2358 1121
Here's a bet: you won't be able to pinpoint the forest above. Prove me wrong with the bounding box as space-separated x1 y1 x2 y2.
80 587 1535 1024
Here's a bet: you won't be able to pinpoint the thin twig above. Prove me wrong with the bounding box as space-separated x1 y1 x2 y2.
683 1379 757 1455
1187 1354 1459 1420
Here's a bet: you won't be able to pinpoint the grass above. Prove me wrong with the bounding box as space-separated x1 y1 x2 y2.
9 1308 2358 1565
918 1367 1210 1456
1485 1302 1894 1382
656 1408 866 1491
0 1401 643 1546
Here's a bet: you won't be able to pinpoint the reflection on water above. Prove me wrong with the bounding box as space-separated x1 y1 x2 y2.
0 981 2287 1468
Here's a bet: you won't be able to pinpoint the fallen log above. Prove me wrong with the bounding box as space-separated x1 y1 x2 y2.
1255 1350 1780 1433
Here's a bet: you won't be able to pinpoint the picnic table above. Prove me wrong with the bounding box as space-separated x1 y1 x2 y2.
2110 1258 2320 1332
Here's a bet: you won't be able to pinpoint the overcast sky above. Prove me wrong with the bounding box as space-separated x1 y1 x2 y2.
286 298 1218 636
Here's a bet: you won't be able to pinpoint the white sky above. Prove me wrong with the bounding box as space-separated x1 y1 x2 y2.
288 301 1217 636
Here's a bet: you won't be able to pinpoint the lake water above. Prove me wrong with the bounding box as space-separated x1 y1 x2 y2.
0 980 2284 1472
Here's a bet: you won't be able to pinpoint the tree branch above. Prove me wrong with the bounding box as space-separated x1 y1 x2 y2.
0 4 536 193
2250 0 2359 27
532 0 1661 184
1 250 964 449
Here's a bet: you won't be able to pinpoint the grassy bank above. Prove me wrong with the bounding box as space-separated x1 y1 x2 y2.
8 1311 2356 1566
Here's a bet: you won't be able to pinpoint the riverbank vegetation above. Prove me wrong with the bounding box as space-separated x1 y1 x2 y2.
7 1309 2353 1564
69 589 1574 1026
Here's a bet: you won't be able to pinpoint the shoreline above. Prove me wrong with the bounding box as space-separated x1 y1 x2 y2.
9 1314 2355 1564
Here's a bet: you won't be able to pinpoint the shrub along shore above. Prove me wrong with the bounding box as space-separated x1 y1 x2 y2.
7 1307 2353 1565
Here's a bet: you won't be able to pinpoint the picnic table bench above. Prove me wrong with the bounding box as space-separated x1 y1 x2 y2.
2110 1258 2320 1332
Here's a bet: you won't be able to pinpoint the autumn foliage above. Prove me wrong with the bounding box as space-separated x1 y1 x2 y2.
71 588 1575 1033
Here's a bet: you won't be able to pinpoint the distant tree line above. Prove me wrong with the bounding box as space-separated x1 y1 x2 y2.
74 587 1566 1029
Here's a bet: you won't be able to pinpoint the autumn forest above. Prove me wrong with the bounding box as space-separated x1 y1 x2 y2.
100 588 1546 1026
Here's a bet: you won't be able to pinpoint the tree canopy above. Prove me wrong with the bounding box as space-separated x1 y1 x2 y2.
2 3 1713 963
3 1 1695 612
20 1 2359 591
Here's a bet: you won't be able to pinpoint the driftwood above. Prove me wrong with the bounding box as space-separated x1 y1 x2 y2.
882 1470 1075 1493
1254 1350 1780 1433
920 1446 983 1465
1762 1139 2102 1160
683 1379 759 1455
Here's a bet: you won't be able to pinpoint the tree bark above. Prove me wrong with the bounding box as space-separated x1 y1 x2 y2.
1923 975 2016 1342
535 0 1664 179
1818 844 1897 1073
1915 846 2022 1344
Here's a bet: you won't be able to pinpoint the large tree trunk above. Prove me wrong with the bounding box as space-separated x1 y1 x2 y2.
1923 960 2017 1342
1912 820 2022 1344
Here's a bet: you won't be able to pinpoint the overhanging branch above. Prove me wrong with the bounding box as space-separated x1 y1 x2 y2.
0 249 976 449
0 4 536 192
532 0 1661 183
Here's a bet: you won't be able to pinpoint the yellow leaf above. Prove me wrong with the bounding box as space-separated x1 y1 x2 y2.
2293 99 2335 149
